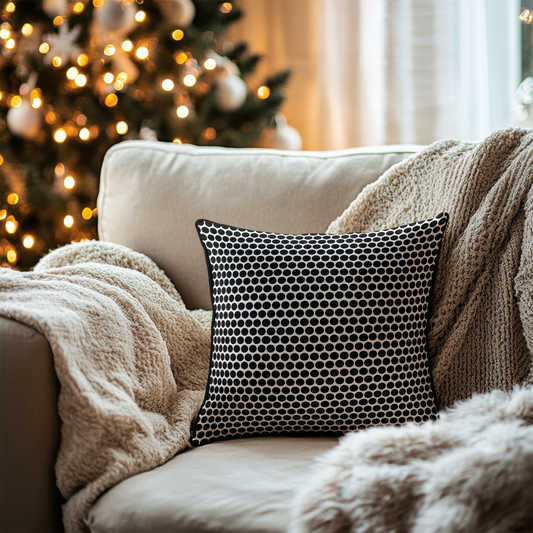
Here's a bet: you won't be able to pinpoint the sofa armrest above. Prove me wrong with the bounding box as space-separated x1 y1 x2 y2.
0 316 64 532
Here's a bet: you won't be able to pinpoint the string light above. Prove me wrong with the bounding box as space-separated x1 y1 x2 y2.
122 40 133 52
204 58 216 70
172 29 184 41
519 9 532 23
173 138 182 144
103 72 114 84
117 72 128 83
5 219 17 234
23 235 35 248
77 53 88 66
116 121 128 134
46 110 56 124
31 97 42 108
162 79 174 91
5 38 15 49
0 209 6 220
79 128 90 140
75 74 87 87
0 28 10 39
257 86 270 99
54 128 67 143
114 80 124 90
104 45 115 56
5 2 15 13
10 95 22 108
0 154 3 165
82 207 92 220
52 56 62 67
203 127 216 140
93 0 104 6
63 215 74 228
63 176 75 189
21 24 33 36
55 163 65 175
135 46 148 59
7 193 19 205
220 2 232 13
175 52 187 64
53 16 64 26
105 93 118 107
183 74 196 87
135 10 146 22
176 105 189 118
7 250 17 263
39 42 50 53
73 1 85 13
0 92 2 101
67 67 79 80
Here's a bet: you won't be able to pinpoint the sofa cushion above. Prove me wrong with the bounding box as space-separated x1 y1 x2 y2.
97 142 422 310
85 436 338 533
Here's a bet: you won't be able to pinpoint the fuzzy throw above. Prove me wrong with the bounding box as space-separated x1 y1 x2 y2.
290 128 533 532
0 242 211 532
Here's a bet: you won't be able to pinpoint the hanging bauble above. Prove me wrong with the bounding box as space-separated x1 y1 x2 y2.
43 0 68 18
7 101 42 140
156 0 196 28
94 0 137 33
215 75 247 113
265 114 302 151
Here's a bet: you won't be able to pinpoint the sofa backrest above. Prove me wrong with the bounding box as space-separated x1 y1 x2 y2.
98 141 422 310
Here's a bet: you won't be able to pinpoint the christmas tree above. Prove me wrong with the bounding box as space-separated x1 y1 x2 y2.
0 0 293 270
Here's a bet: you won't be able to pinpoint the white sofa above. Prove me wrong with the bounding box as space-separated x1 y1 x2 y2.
0 141 422 532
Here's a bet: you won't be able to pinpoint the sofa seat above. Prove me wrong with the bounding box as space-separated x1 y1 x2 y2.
85 436 339 533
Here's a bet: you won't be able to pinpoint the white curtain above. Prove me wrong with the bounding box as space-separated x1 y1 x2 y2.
229 0 521 150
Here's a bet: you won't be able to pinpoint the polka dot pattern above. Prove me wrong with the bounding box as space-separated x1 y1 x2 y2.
191 213 449 446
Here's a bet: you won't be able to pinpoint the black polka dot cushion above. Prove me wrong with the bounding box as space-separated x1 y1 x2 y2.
191 213 449 446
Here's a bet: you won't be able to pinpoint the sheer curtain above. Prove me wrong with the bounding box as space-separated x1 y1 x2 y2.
229 0 521 150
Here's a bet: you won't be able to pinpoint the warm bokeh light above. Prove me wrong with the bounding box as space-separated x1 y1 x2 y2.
82 207 93 220
63 215 74 228
203 127 216 140
31 97 42 108
54 128 67 143
220 2 232 13
5 38 15 49
172 29 184 41
0 209 6 220
175 52 187 64
162 79 174 91
10 95 22 108
23 235 35 248
67 67 79 80
53 16 64 26
183 74 196 87
7 249 17 263
52 56 62 67
105 93 118 107
257 86 270 99
176 105 189 118
103 72 114 84
79 127 90 140
39 42 50 54
93 0 104 6
0 28 10 39
7 193 19 205
135 46 148 59
0 154 3 165
116 121 128 134
5 2 15 13
122 40 133 52
55 163 65 176
75 74 87 87
173 138 182 144
114 80 124 90
204 58 216 70
104 45 115 56
135 10 146 22
519 9 532 23
21 24 33 36
77 53 88 66
46 110 56 124
5 220 17 234
63 176 75 189
73 1 85 13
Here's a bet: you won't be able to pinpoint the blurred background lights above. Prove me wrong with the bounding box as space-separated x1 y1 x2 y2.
63 215 74 228
6 38 15 49
105 93 118 107
135 11 146 22
77 53 88 66
75 74 87 87
103 72 114 84
257 86 270 99
6 250 17 263
39 42 49 53
82 208 93 220
52 56 62 67
176 105 189 118
63 176 75 189
122 40 133 52
104 45 115 56
162 79 174 91
67 67 79 80
22 235 35 249
172 29 184 41
7 193 19 205
116 121 128 134
135 46 149 59
204 58 216 70
54 128 67 143
183 74 196 86
79 128 90 140
21 24 33 36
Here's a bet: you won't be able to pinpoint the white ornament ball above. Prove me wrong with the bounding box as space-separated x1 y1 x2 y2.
43 0 68 18
215 75 247 113
7 101 42 140
157 0 196 28
266 124 303 151
95 0 136 33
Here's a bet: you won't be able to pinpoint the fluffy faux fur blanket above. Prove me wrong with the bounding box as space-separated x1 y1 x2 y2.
290 128 533 532
0 242 211 533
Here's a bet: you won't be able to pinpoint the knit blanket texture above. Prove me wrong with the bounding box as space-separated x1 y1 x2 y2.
291 127 533 532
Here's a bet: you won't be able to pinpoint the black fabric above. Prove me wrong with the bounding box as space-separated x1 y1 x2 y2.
191 214 448 446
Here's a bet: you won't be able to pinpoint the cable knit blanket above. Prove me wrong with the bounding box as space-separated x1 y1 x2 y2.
290 128 533 532
0 242 212 533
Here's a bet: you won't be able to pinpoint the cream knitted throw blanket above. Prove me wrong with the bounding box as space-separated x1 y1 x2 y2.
290 128 533 533
0 242 211 533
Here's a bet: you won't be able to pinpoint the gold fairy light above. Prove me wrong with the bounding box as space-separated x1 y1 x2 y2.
21 24 33 36
75 74 87 87
203 127 216 140
105 93 118 107
135 10 146 22
220 2 232 13
104 44 116 56
5 219 17 234
82 207 92 220
519 9 532 23
5 2 15 13
77 53 88 66
103 72 114 84
176 105 189 118
114 80 124 90
257 86 270 99
5 38 15 49
79 127 90 140
67 67 79 80
117 72 128 83
31 97 42 108
7 193 19 205
0 28 10 39
0 154 3 165
52 56 62 67
204 58 216 70
46 110 56 124
162 79 174 91
135 46 148 59
173 138 182 144
39 42 50 53
6 249 17 263
122 40 133 52
183 74 196 87
63 176 75 189
55 163 65 175
172 29 184 41
93 0 104 6
63 215 74 228
0 209 6 219
23 235 35 248
73 2 85 13
54 128 67 143
116 121 128 134
53 16 64 26
175 52 187 64
10 95 22 108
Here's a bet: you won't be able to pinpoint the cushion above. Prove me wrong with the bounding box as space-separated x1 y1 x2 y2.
191 214 449 446
98 141 422 309
85 436 339 533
